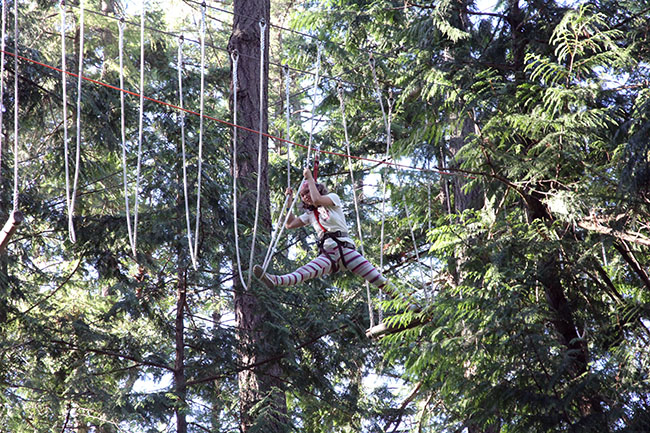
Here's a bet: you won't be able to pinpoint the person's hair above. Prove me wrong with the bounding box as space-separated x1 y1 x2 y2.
300 182 329 211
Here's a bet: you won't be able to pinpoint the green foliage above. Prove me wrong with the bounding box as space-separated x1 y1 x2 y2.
2 0 650 432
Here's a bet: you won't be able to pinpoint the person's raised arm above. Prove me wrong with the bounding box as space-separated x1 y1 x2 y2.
284 187 307 229
304 168 334 207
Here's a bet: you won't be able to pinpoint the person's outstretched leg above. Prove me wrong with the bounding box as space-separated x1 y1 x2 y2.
255 253 336 288
340 247 388 290
341 247 418 311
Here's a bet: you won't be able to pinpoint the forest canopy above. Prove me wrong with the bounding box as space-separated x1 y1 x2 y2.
1 0 649 432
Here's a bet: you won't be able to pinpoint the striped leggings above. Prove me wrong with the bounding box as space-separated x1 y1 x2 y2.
266 247 388 291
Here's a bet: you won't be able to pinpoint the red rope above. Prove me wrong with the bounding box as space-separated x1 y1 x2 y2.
3 49 461 176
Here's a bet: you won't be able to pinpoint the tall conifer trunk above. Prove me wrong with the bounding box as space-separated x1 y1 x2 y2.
229 1 286 431
174 266 187 433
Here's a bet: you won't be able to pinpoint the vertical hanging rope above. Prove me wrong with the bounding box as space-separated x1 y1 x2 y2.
370 54 391 321
305 42 322 166
0 0 6 177
132 0 146 255
338 84 375 328
261 64 294 271
401 189 426 290
192 1 207 266
12 0 19 212
60 0 70 232
246 18 267 289
231 49 248 289
118 17 136 257
284 63 291 189
60 0 80 243
178 35 198 270
369 55 390 272
68 0 85 242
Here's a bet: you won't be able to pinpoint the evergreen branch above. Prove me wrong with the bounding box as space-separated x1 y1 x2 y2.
385 381 422 433
49 340 174 372
6 259 82 324
577 216 650 247
185 323 351 386
613 241 650 291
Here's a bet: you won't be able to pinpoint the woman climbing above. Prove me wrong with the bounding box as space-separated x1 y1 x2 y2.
254 168 400 301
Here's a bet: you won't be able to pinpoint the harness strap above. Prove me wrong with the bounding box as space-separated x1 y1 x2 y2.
316 230 356 273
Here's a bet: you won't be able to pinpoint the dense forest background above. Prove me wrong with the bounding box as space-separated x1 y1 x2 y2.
1 0 649 432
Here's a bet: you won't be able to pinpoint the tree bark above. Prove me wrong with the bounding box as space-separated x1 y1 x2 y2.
525 195 605 420
174 266 187 433
229 1 286 431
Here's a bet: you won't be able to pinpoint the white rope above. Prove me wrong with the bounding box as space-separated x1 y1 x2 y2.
372 64 427 299
118 18 136 257
177 36 198 270
68 0 85 242
191 2 207 266
246 18 267 289
284 63 291 189
60 0 69 232
132 0 146 256
12 0 19 212
338 85 375 328
261 63 294 272
231 50 248 289
0 0 6 178
60 0 79 243
369 56 390 270
402 187 426 290
370 55 391 321
305 42 322 166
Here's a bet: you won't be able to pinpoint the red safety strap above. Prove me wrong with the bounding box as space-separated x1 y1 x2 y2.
313 208 327 233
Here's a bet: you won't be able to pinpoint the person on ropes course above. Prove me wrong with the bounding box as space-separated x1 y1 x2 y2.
254 168 410 307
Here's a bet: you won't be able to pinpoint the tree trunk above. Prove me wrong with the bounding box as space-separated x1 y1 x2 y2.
229 1 286 431
525 195 605 420
174 266 187 433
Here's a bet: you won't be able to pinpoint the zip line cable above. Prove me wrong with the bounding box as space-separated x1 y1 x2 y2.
1 47 462 178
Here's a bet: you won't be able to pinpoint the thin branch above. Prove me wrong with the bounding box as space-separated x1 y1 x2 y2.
386 381 422 433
